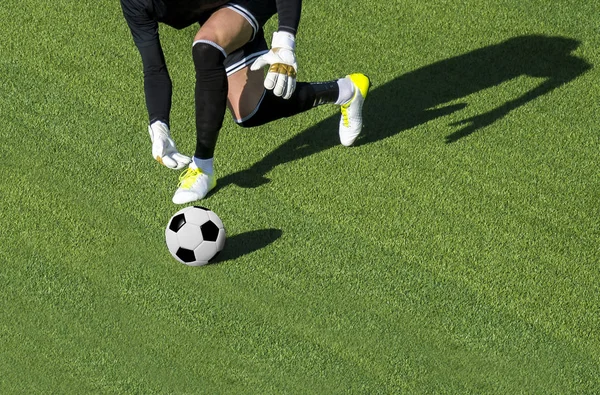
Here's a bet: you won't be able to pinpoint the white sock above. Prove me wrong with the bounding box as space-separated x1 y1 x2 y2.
192 157 214 174
335 77 355 105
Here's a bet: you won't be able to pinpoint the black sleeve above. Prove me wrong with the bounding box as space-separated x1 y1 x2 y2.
275 0 302 35
121 0 172 125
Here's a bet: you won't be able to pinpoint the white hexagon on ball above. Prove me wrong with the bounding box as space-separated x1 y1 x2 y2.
194 241 218 263
176 223 203 250
165 229 180 258
184 206 210 226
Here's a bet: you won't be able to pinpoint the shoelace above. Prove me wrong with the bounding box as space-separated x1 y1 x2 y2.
178 167 202 189
341 90 357 127
341 106 350 127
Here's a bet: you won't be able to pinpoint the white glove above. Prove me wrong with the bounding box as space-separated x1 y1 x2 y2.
251 31 297 99
148 121 191 170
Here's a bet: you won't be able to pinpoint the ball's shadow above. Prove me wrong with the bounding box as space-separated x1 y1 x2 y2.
211 228 282 264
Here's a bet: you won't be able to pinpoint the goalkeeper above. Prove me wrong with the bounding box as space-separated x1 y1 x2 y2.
121 0 370 204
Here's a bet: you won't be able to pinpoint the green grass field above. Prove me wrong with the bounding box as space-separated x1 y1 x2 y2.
1 0 599 392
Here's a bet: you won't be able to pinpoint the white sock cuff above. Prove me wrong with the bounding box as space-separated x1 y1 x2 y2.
335 77 355 105
192 40 227 58
192 157 214 174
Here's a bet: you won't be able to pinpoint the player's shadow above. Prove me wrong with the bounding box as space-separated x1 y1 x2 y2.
218 35 591 190
211 228 282 264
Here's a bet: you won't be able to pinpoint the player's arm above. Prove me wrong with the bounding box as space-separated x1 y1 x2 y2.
121 0 172 125
251 0 303 99
275 0 302 35
120 0 190 169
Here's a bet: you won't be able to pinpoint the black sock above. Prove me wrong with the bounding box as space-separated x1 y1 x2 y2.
193 42 227 159
237 81 339 128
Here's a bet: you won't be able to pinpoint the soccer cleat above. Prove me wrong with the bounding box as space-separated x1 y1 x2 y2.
339 73 371 146
172 163 217 204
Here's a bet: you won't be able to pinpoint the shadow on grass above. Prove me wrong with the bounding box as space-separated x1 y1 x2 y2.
217 35 591 190
211 228 282 264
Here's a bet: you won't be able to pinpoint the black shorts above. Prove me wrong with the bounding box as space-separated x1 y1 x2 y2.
198 0 277 75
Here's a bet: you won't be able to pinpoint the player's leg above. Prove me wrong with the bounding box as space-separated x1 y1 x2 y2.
221 0 370 147
228 66 371 147
222 0 370 144
230 73 347 125
173 7 254 204
226 65 266 122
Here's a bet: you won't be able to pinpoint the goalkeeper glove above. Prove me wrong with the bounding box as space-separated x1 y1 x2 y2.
148 121 191 170
251 31 297 99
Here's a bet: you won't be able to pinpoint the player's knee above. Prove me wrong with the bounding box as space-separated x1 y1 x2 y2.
234 91 270 128
192 40 226 70
236 103 268 128
235 83 317 128
235 89 289 128
235 114 258 128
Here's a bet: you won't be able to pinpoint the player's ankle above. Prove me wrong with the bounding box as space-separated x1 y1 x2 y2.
192 156 214 174
335 77 355 105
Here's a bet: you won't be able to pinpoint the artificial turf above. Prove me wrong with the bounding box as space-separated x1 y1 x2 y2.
1 0 599 392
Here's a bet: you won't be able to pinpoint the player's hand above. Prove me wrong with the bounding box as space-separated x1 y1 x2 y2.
251 31 297 99
148 121 191 170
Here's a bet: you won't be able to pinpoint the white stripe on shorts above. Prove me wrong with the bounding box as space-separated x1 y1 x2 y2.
226 49 269 76
226 4 259 40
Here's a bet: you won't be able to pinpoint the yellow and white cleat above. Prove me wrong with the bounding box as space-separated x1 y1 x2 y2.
339 73 371 146
172 163 216 204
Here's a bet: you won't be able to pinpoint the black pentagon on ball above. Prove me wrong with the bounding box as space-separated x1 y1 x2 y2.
193 206 209 211
200 220 220 242
169 213 186 232
176 247 196 263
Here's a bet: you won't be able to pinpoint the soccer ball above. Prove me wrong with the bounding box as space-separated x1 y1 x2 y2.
165 206 226 266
